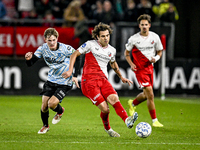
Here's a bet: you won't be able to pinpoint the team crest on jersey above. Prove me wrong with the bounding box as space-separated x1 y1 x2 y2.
151 40 154 44
57 53 61 57
82 43 86 48
108 52 111 57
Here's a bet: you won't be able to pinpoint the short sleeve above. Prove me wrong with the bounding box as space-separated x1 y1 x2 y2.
155 34 163 51
125 36 134 51
77 41 91 54
34 46 43 58
110 48 116 63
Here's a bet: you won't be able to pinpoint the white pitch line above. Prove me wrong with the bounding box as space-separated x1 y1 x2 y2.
1 141 200 145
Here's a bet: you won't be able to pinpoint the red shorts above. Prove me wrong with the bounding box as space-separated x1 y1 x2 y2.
81 77 117 106
135 72 153 88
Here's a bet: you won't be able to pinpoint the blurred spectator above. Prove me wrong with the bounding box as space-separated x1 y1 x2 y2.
74 20 92 46
153 0 179 22
34 0 52 18
42 10 55 27
17 0 34 18
137 0 155 21
24 9 40 26
3 0 17 19
80 0 92 19
160 3 177 22
63 0 85 27
51 0 64 19
101 0 116 27
60 0 70 9
114 0 124 20
123 0 138 22
92 0 104 22
0 0 6 19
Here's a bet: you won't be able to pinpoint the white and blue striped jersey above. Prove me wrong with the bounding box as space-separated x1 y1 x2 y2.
34 42 75 86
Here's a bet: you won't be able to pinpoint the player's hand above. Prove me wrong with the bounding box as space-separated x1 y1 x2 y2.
131 64 137 71
121 77 133 86
72 77 80 88
150 57 156 63
25 52 33 60
62 71 72 79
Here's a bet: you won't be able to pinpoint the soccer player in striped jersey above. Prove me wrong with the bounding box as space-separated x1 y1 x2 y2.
62 22 138 137
25 28 80 134
124 14 164 127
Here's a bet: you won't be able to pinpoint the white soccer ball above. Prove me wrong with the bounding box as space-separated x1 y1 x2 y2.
135 122 152 138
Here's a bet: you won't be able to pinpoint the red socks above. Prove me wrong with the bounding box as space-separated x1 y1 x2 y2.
113 101 128 122
149 109 157 119
100 112 111 130
100 101 128 130
133 99 141 106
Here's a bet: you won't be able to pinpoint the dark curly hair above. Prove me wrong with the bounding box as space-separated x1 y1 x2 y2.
92 22 113 40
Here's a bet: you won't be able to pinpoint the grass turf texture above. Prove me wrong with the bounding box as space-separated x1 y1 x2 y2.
0 96 200 150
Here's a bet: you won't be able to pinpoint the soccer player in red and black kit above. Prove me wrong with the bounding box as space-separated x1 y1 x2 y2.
124 14 164 127
62 22 138 137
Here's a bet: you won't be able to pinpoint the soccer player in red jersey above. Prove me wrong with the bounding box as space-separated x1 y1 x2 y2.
124 14 164 127
62 22 138 137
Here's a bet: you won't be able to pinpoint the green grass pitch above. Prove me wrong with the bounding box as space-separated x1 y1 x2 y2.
0 95 200 150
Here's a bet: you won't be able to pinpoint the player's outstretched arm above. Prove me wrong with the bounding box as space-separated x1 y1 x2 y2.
62 50 81 79
110 61 133 86
25 52 33 60
25 52 39 67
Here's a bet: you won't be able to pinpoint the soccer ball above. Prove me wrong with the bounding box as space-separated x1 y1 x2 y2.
135 122 152 138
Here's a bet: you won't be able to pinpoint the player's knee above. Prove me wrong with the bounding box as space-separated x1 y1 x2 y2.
149 93 154 100
101 107 110 113
48 101 57 109
107 94 119 105
41 105 48 112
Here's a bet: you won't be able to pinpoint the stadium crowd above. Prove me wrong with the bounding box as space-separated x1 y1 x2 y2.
0 0 179 27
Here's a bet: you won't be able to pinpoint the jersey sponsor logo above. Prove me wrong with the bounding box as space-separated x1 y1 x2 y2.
82 43 86 48
137 46 154 51
45 57 64 64
93 53 110 61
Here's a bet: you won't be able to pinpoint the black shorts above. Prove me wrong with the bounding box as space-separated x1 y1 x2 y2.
40 81 72 102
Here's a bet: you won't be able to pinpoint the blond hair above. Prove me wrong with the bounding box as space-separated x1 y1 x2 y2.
44 28 59 39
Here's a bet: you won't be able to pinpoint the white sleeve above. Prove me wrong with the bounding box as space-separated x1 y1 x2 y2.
125 36 134 51
77 41 91 54
110 48 116 63
34 46 43 58
155 35 163 51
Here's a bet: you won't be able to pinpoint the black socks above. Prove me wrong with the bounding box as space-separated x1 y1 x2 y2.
52 104 63 114
41 109 49 127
